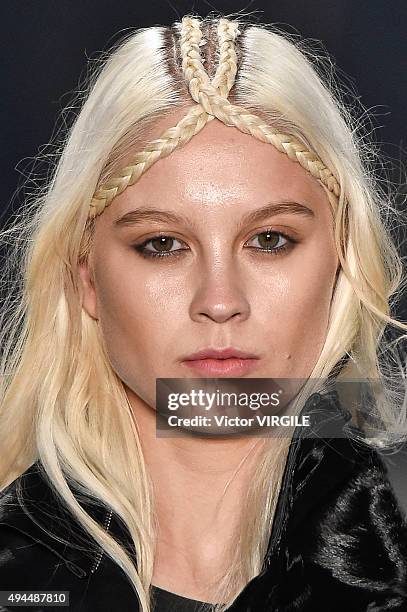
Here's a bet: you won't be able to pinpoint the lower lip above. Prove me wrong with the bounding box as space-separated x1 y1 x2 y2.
181 357 259 377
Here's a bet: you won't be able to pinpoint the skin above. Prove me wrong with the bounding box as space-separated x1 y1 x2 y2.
79 107 339 601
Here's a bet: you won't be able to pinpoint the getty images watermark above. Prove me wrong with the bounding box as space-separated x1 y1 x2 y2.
154 378 373 438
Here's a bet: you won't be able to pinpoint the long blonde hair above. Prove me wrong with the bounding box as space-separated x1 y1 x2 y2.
1 11 407 611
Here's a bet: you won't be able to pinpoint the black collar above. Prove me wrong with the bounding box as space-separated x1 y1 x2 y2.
0 390 368 579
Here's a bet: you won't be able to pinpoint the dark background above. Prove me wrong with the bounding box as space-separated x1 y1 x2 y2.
1 0 407 507
2 1 407 218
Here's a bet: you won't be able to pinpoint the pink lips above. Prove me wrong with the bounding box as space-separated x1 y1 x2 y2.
181 348 260 377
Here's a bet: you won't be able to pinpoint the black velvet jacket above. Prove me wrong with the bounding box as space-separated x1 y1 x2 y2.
1 391 407 611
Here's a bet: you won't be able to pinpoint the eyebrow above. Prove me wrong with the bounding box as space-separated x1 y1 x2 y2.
113 201 315 229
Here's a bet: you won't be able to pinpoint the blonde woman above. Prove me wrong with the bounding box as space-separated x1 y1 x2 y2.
1 12 407 612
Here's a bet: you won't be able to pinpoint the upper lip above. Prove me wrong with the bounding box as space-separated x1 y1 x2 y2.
182 348 259 361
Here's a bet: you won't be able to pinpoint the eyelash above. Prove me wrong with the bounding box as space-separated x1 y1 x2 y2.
132 229 296 260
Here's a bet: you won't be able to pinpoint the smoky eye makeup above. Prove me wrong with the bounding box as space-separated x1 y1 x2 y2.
130 227 299 260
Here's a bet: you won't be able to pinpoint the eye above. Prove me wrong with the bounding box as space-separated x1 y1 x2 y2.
133 229 296 260
133 235 188 258
244 229 294 255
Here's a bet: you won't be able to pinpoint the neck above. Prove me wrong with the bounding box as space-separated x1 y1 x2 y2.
126 385 267 598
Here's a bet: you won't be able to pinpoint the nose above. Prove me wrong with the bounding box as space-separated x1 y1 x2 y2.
189 264 250 324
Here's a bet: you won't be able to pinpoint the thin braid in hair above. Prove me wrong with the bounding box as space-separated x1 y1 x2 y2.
89 17 239 218
89 16 341 219
211 18 239 96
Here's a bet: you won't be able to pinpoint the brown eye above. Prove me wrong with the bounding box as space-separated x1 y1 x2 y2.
150 236 175 252
246 230 287 251
256 231 281 249
244 229 296 257
134 235 188 259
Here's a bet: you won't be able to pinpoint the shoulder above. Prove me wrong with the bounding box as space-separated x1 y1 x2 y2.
0 464 137 611
0 464 89 577
0 468 86 604
298 439 407 609
0 521 70 589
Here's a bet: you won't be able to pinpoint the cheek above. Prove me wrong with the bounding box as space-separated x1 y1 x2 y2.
256 244 336 353
93 252 185 363
91 252 188 406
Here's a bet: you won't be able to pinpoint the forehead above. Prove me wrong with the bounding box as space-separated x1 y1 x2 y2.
107 107 327 219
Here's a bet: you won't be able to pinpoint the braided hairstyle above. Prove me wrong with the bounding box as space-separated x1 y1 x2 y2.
1 11 407 612
89 15 341 219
